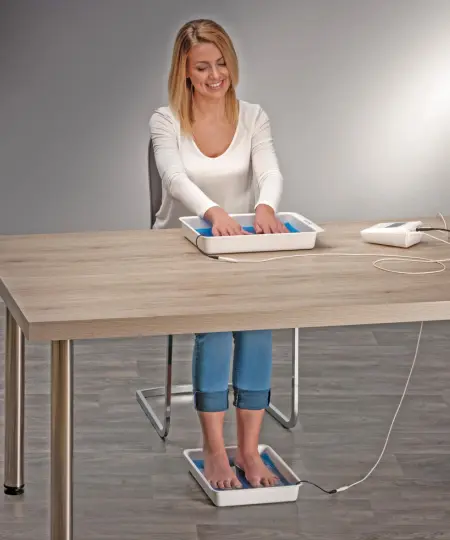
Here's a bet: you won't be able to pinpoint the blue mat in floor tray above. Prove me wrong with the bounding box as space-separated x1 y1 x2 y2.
192 450 295 490
196 222 300 237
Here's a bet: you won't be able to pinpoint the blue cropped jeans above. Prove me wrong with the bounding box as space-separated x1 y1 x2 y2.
192 330 272 412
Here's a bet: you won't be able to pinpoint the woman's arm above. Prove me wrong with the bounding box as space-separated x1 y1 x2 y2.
150 109 248 236
149 109 218 218
251 107 287 233
251 107 283 212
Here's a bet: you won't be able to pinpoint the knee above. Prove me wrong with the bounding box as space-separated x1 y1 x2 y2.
234 330 272 358
195 331 233 349
193 331 233 366
235 329 272 344
192 332 233 392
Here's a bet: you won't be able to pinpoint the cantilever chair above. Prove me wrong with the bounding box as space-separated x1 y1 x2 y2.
135 139 300 439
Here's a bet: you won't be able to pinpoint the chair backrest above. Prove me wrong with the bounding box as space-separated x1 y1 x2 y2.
148 138 162 228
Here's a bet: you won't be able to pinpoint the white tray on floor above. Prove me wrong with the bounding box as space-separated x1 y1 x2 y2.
183 444 302 507
179 212 324 255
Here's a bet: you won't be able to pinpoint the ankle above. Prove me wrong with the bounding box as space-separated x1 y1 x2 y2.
236 447 259 459
204 448 227 457
203 442 227 456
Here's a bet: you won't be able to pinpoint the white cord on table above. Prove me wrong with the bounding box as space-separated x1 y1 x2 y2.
217 213 450 275
197 214 447 493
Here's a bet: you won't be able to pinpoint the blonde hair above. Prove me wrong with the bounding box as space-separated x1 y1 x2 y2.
168 19 239 135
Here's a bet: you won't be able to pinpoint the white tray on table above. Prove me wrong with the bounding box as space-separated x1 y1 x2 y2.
179 212 324 255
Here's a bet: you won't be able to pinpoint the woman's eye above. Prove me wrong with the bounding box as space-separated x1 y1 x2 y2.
196 62 225 72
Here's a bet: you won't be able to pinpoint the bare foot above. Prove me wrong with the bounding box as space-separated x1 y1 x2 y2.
204 449 242 490
235 450 279 487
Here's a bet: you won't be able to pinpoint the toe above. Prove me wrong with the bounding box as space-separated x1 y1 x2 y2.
249 476 262 488
265 475 278 487
223 479 232 489
217 480 225 490
231 477 242 489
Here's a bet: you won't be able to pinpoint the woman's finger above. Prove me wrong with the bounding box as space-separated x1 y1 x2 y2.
239 224 252 235
280 220 289 233
277 221 287 233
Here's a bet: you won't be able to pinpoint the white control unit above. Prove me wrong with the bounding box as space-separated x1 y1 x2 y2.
360 221 423 248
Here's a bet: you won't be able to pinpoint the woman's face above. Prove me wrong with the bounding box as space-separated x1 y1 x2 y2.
186 42 230 100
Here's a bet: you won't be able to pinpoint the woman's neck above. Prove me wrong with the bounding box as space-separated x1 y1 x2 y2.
192 94 226 121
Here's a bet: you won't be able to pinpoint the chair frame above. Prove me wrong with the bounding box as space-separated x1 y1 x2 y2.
135 140 300 439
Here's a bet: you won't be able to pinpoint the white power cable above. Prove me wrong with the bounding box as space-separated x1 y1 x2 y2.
218 251 450 275
215 213 450 275
335 321 423 493
196 214 446 493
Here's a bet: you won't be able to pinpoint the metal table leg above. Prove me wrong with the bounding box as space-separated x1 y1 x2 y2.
51 340 73 540
137 329 300 438
266 328 299 428
4 308 25 495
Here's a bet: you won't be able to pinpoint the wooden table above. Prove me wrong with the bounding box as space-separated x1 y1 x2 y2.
2 217 450 540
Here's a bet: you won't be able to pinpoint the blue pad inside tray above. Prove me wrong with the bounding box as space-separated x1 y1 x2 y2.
196 222 300 237
192 450 295 490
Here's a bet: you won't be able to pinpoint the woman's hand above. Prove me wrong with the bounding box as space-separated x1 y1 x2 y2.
204 206 250 236
254 204 288 234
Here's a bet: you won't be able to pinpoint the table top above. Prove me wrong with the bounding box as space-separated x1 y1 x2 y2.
1 216 450 341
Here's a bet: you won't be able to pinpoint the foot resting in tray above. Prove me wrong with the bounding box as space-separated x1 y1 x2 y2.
204 449 242 489
235 449 279 488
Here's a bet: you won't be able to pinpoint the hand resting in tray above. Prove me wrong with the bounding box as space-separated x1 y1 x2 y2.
204 204 288 236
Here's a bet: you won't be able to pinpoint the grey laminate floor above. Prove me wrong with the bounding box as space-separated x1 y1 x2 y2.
2 303 450 539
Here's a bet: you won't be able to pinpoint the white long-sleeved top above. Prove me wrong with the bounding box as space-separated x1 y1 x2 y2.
149 100 283 229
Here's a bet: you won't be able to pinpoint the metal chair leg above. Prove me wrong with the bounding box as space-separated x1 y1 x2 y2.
136 328 300 439
136 335 182 439
266 328 299 429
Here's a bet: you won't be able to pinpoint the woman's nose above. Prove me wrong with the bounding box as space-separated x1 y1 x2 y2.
210 66 220 79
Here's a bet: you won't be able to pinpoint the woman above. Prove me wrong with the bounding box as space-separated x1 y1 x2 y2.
150 19 287 489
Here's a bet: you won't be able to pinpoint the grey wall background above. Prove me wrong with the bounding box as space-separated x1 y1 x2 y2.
1 0 450 235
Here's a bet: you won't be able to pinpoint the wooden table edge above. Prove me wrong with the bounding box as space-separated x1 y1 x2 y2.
0 279 30 338
13 301 450 342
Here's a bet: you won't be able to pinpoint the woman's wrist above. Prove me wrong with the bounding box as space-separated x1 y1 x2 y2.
204 205 225 224
255 203 275 215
